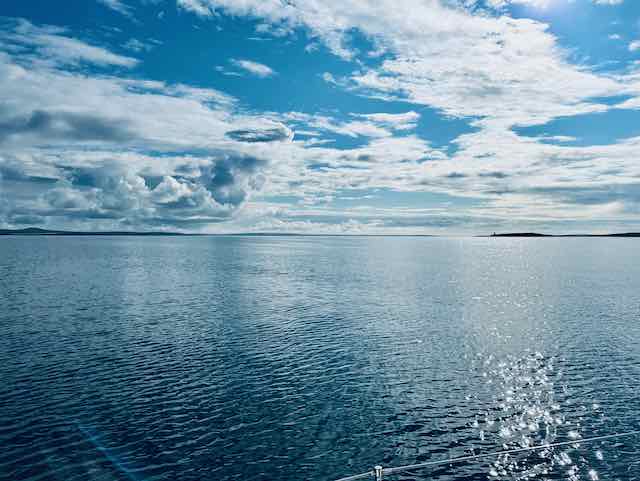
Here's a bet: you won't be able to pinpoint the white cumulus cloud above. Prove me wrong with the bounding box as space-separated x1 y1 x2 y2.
230 59 276 78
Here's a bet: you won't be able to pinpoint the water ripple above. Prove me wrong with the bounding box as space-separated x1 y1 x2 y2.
1 237 639 481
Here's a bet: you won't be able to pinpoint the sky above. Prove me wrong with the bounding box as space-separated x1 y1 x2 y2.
1 0 640 234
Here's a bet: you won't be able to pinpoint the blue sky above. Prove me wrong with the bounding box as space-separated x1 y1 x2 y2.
1 0 640 234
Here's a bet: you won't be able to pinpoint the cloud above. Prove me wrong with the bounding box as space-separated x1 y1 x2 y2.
485 0 553 8
358 112 420 131
281 111 408 139
0 155 58 184
198 154 268 206
167 0 640 233
4 6 640 233
226 124 293 143
0 19 294 230
230 58 276 77
629 40 640 52
487 0 622 7
176 0 213 16
0 18 138 68
177 1 634 128
97 0 134 18
321 72 339 85
15 157 267 228
123 38 161 52
0 109 136 145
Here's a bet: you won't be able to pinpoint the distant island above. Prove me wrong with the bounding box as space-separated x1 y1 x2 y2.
490 232 549 237
488 232 640 237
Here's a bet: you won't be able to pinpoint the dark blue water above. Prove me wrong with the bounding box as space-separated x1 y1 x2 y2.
1 236 639 481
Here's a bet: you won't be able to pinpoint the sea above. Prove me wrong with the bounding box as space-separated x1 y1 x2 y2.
1 236 639 481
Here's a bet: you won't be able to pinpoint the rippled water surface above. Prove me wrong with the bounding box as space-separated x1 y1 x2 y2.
2 236 640 481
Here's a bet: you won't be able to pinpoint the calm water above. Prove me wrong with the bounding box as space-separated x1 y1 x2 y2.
1 236 639 481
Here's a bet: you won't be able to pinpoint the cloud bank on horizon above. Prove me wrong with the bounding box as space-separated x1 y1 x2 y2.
1 0 640 234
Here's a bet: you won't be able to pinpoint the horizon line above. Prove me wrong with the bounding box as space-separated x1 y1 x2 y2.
1 228 640 238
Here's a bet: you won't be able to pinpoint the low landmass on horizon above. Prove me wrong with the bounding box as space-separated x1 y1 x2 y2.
2 228 640 237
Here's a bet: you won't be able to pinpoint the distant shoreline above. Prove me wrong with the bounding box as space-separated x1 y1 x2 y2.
486 232 640 238
1 228 640 237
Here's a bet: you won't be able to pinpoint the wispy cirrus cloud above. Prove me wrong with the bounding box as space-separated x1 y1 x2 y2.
97 0 134 18
123 38 162 53
1 18 138 68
